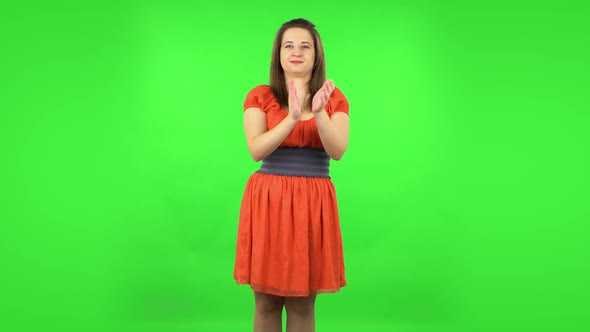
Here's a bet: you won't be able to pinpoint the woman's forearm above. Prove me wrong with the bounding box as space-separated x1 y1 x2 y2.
247 116 298 162
314 110 349 160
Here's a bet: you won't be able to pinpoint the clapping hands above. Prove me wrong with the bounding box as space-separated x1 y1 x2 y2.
288 80 335 121
311 80 335 113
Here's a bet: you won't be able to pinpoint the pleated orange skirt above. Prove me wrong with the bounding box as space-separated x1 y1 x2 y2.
234 172 346 297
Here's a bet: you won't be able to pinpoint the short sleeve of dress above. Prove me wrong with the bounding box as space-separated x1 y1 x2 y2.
326 88 350 117
243 85 272 112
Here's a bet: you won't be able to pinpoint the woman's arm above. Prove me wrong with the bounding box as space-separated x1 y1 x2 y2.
314 110 350 160
243 108 298 162
311 80 350 160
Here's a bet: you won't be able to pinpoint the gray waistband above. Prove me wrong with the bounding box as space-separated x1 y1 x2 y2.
257 147 330 178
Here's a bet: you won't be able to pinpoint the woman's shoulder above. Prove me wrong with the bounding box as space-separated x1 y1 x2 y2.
327 87 350 115
331 87 347 101
243 84 274 111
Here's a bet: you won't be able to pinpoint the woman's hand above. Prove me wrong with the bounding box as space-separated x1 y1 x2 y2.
312 80 335 113
288 80 302 121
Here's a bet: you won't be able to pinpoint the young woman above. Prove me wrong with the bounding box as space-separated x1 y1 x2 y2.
234 18 350 332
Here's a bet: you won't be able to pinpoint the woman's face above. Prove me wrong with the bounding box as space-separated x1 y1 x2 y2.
280 28 315 78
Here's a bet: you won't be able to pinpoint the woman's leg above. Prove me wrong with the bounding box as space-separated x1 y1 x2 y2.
254 291 284 332
284 294 317 332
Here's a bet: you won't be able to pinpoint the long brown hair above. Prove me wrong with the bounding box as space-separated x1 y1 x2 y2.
270 18 326 111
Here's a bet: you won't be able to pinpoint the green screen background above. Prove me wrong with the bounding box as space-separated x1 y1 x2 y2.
1 1 589 331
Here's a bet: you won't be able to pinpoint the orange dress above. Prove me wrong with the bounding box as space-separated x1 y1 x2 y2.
234 85 349 297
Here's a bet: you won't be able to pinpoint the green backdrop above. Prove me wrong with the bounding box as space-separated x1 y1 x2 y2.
1 1 589 332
